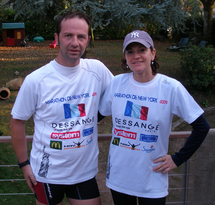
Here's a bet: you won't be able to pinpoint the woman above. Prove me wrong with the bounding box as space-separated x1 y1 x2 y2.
99 30 210 205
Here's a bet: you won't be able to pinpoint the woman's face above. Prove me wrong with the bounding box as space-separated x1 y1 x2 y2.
125 42 155 76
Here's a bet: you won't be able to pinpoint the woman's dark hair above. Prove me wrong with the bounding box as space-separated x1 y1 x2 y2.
55 10 92 37
121 47 159 75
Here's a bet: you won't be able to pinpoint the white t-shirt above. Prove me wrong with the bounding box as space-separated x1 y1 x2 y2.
11 59 113 184
99 73 203 198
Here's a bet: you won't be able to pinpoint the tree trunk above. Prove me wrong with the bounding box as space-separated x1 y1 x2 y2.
201 0 215 43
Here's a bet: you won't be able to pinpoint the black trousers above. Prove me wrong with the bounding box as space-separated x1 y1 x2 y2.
111 189 166 205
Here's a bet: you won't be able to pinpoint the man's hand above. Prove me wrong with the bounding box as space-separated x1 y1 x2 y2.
22 165 37 193
153 155 177 174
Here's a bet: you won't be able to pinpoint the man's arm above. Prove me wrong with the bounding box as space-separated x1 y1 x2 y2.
10 116 37 192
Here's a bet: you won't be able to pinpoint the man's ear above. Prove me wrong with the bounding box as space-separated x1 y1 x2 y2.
54 33 59 46
87 36 91 45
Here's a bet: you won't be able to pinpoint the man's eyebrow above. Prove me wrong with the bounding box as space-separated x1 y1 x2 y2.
78 33 87 36
62 32 87 36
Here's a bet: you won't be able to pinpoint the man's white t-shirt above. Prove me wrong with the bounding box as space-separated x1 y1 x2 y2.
11 59 113 184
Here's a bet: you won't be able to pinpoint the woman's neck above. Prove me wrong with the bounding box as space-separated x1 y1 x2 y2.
133 72 155 83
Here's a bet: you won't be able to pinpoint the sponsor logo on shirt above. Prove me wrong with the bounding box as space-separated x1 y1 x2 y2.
83 127 94 137
124 101 149 121
114 128 137 139
50 140 62 150
142 145 155 153
120 141 140 151
64 140 85 150
115 118 159 133
51 131 80 139
63 103 86 119
162 79 171 85
86 136 93 145
112 137 120 146
51 116 94 131
139 134 158 142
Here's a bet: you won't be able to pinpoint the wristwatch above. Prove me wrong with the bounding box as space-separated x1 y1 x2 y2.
18 159 30 168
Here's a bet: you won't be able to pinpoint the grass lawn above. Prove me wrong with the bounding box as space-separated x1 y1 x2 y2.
0 39 186 137
0 39 214 204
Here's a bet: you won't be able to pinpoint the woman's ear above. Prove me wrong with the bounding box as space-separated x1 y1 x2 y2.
151 48 156 61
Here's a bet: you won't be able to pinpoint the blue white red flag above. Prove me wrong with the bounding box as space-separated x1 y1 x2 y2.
64 103 86 119
124 101 148 121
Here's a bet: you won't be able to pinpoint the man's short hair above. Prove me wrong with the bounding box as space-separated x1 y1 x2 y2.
55 10 92 36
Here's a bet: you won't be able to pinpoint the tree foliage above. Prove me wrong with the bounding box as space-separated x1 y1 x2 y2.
3 0 65 20
2 0 204 34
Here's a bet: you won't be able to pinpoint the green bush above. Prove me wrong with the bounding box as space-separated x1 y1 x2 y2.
180 45 215 91
25 18 56 41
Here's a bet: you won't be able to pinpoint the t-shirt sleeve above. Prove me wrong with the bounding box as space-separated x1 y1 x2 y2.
171 81 204 124
99 80 113 116
11 75 37 120
99 62 114 96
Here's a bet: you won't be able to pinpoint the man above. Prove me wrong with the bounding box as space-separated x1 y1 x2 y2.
10 10 113 205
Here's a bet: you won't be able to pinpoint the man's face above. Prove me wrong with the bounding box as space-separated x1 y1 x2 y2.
55 17 91 67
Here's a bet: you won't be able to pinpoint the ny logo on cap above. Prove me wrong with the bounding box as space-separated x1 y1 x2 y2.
131 31 139 38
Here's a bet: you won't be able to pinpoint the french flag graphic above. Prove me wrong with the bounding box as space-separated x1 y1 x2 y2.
124 101 148 121
64 103 86 119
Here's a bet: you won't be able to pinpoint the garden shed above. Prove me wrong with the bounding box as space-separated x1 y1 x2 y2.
2 23 25 46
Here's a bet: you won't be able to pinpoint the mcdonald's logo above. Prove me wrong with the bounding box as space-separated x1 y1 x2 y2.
50 141 62 150
112 137 120 146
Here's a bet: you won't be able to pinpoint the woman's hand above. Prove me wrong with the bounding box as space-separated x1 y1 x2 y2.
153 155 177 174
